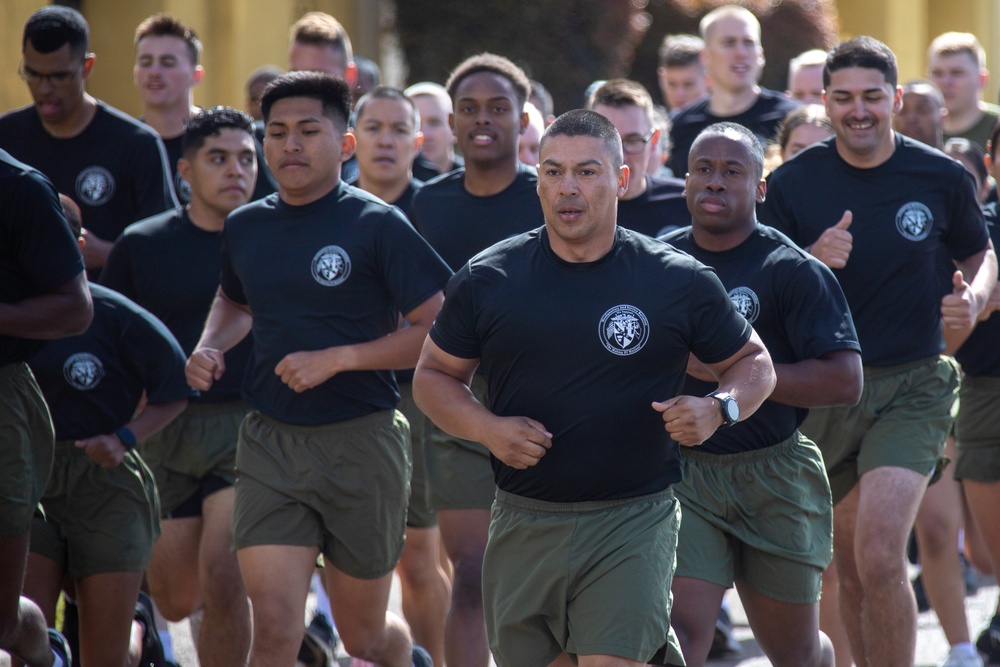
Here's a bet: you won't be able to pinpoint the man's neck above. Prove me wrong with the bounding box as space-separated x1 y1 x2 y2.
463 157 520 197
707 86 761 117
42 93 98 138
620 173 647 201
143 101 198 139
691 218 755 252
357 173 410 205
432 150 456 174
836 131 897 169
943 101 986 135
186 201 226 233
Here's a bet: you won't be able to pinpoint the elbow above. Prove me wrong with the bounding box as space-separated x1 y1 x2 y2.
63 293 94 336
839 379 863 407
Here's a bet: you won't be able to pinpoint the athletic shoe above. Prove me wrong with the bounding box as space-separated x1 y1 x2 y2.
60 598 80 667
49 628 72 667
938 645 985 667
707 607 741 658
298 612 337 667
976 614 1000 663
134 591 165 667
411 645 433 667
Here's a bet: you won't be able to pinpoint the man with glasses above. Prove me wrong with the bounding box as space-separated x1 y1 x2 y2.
588 78 689 236
0 6 176 278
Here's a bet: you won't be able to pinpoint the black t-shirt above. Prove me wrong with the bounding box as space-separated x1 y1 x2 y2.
410 163 543 271
955 187 1000 376
100 208 252 403
760 135 989 366
160 133 191 205
412 152 463 182
28 284 195 440
430 226 752 502
665 223 861 453
345 177 423 220
617 173 689 237
667 88 799 177
0 150 86 366
221 182 452 425
0 103 177 248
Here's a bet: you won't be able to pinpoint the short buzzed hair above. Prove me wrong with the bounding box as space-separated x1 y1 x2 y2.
929 32 986 70
182 106 255 157
290 12 353 62
541 109 624 169
659 34 705 69
901 78 944 108
353 86 420 130
692 122 765 179
788 49 827 82
134 13 202 66
261 71 353 131
445 53 531 109
23 5 89 57
586 78 657 129
699 5 760 42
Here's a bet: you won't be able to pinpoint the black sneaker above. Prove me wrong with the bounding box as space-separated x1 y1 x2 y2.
707 607 740 658
49 628 72 667
976 613 1000 664
298 612 337 667
411 645 433 667
134 591 165 667
60 598 81 667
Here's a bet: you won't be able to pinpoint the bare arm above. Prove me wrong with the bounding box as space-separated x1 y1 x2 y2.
413 337 552 470
942 241 998 330
80 228 113 271
769 349 863 408
0 273 92 339
74 398 188 469
186 288 253 391
275 291 445 393
653 329 775 447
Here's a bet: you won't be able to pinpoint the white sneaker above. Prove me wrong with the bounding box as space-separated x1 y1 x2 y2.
939 645 985 667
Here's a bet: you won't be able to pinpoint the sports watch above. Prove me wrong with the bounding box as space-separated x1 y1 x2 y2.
708 391 740 427
115 426 137 450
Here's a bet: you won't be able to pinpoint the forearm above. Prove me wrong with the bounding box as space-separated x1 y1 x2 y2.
769 352 863 408
714 349 775 422
962 244 998 311
320 321 432 375
196 289 253 354
413 367 495 444
125 399 188 441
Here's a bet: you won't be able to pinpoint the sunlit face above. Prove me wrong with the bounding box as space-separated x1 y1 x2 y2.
824 66 901 166
353 97 422 185
781 122 833 162
451 71 527 168
658 63 707 110
788 64 824 104
21 41 93 126
263 96 354 204
179 128 256 217
134 35 202 110
702 15 764 94
411 93 454 168
518 114 543 166
686 132 765 234
537 134 628 256
929 52 984 116
591 102 657 196
895 90 943 147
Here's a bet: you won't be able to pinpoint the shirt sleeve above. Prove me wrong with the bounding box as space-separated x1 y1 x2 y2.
219 226 248 305
686 264 753 364
428 264 481 360
778 255 862 359
99 234 137 298
119 299 198 404
10 169 85 291
943 167 991 261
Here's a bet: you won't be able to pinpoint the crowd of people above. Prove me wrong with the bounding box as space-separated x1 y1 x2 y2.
1 4 999 667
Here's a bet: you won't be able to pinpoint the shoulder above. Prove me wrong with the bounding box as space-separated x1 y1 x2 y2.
756 88 800 113
670 98 712 127
467 227 541 269
122 208 184 238
94 103 163 142
646 174 686 196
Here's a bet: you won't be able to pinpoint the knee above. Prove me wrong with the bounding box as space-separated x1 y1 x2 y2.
251 602 303 650
150 580 201 622
855 546 907 587
338 624 383 661
450 559 483 605
201 556 246 606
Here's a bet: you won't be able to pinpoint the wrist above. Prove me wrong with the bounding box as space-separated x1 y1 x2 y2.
115 426 137 450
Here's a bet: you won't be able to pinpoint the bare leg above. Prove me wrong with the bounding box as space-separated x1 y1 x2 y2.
437 509 490 667
668 576 727 667
9 550 63 667
819 561 854 667
396 525 450 665
736 580 833 667
146 516 202 621
325 565 412 667
75 571 144 667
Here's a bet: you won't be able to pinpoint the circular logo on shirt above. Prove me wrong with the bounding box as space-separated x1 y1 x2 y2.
63 352 105 391
311 245 352 286
895 202 933 241
75 166 115 206
599 305 649 356
728 286 760 323
174 172 191 204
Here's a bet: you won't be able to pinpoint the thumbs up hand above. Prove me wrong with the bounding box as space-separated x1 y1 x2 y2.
808 210 853 269
941 270 978 330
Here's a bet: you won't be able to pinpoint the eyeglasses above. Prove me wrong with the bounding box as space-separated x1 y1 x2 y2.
622 128 656 155
18 56 90 87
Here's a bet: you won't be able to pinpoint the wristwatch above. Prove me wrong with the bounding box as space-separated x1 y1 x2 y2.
115 426 137 450
708 391 740 427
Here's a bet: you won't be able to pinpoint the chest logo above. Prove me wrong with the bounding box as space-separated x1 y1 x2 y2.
728 286 760 323
311 245 352 286
75 166 116 206
63 352 105 391
599 305 649 356
895 202 933 241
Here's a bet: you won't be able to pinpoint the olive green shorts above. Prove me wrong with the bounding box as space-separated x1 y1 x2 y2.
426 374 496 510
483 489 685 667
674 433 832 604
139 401 247 516
32 440 160 579
802 356 959 504
397 382 436 528
0 363 55 538
955 375 1000 483
232 409 411 579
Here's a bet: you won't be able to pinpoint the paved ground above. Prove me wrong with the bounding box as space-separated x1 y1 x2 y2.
4 573 997 666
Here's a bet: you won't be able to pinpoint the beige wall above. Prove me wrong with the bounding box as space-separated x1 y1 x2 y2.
2 0 998 117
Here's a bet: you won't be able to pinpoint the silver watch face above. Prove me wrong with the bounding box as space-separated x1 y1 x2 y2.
723 398 740 422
